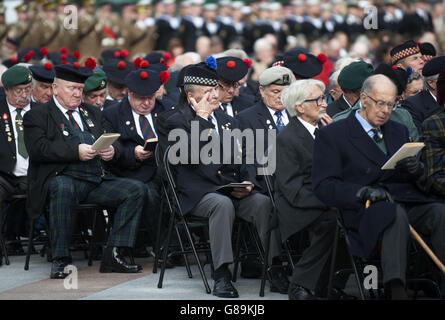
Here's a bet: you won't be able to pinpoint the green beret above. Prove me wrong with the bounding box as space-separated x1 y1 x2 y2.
1 65 32 88
338 61 374 90
83 69 107 93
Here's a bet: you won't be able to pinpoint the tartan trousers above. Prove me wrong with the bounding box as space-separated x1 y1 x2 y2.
48 175 146 259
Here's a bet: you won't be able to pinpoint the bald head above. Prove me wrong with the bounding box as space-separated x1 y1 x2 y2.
361 74 397 97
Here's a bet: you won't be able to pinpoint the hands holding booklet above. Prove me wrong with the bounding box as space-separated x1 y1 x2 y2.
215 182 254 198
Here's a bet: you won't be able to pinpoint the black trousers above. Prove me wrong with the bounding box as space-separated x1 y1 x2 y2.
0 175 27 238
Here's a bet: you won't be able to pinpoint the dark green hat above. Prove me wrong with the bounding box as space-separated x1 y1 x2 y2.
84 69 107 93
1 65 32 88
338 61 374 90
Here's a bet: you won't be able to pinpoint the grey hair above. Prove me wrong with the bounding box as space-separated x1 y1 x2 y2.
183 84 197 95
328 70 340 90
407 71 422 84
281 79 325 117
424 73 439 90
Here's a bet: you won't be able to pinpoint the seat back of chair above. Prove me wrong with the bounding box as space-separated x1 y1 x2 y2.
163 145 183 216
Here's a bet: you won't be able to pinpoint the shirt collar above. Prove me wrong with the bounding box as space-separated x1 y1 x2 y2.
6 98 31 114
53 96 78 115
297 116 318 137
355 109 375 134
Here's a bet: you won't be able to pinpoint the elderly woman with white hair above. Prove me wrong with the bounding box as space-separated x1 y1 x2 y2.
275 79 353 300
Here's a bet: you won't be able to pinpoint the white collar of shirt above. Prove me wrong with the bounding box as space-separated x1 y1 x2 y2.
267 107 289 126
132 109 156 140
297 117 318 139
54 96 84 131
219 102 234 117
429 89 437 102
7 99 31 116
355 109 376 138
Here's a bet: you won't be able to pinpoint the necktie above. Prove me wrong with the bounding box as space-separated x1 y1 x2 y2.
371 128 383 142
139 115 156 140
314 127 319 137
275 111 285 132
221 103 228 114
66 110 80 131
15 109 28 159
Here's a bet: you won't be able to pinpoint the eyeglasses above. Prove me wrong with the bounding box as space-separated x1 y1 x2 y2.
218 82 240 91
304 94 328 107
12 85 32 96
366 94 396 110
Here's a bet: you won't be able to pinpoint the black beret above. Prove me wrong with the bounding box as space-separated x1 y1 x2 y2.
146 61 168 72
100 49 129 65
373 63 407 96
419 42 436 62
183 62 218 86
282 48 323 79
125 69 163 96
144 52 166 64
102 59 136 85
422 56 445 77
18 48 44 63
390 40 420 64
47 52 77 65
216 57 248 82
6 37 20 48
54 64 93 83
29 63 56 83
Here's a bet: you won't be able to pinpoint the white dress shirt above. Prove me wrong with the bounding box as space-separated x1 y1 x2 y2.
54 97 84 131
297 117 318 140
267 107 289 127
7 100 30 177
220 102 234 118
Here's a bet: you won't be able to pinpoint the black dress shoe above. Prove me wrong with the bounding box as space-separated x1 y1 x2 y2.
213 276 239 298
99 247 140 273
288 283 323 300
50 258 68 279
268 266 290 294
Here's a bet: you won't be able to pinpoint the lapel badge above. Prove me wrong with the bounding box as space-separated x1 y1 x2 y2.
266 119 271 124
269 125 273 130
86 119 94 127
154 113 158 118
125 121 130 125
2 113 8 121
130 126 134 131
63 130 69 136
8 136 12 142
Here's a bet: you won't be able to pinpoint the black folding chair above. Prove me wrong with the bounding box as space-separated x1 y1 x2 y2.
0 194 27 266
157 145 212 294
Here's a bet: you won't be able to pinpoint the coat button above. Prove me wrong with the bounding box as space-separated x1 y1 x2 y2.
12 156 16 160
218 170 221 175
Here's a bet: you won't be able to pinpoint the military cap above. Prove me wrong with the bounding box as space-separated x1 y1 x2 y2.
2 65 33 87
103 59 136 85
144 52 170 65
338 61 374 90
29 63 56 83
54 63 93 83
18 48 44 63
162 0 175 5
5 38 20 49
216 57 248 82
231 1 243 9
259 66 293 86
437 69 445 107
100 49 129 64
183 58 218 86
84 69 107 93
282 48 324 79
422 56 445 77
373 63 407 96
219 0 232 6
43 0 57 11
419 42 436 62
390 40 420 64
125 69 168 96
176 65 192 88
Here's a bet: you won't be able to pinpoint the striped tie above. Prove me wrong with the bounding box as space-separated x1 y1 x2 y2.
66 110 80 130
139 115 156 140
275 111 285 132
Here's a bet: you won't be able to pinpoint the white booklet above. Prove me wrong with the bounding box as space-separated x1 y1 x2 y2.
91 133 121 151
381 142 425 170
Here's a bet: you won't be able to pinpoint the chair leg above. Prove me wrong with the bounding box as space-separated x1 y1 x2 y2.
260 230 271 297
0 206 10 266
152 190 165 274
88 209 98 267
158 209 175 289
175 225 192 278
232 222 244 282
343 228 366 300
284 240 295 270
181 219 211 294
24 218 35 270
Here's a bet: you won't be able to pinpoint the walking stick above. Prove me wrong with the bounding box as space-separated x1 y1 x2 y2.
366 200 445 274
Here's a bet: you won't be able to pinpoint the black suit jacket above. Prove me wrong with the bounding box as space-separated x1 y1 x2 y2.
229 94 255 117
165 104 258 215
326 95 353 118
23 99 119 218
401 90 441 135
0 99 38 177
102 97 165 183
312 112 431 257
274 117 329 241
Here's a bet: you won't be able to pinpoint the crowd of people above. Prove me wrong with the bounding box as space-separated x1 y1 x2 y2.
1 0 445 301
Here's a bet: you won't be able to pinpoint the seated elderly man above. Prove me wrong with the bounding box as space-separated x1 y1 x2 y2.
165 61 288 298
29 63 55 104
312 74 445 299
83 69 108 111
23 64 146 279
390 40 425 74
276 79 343 300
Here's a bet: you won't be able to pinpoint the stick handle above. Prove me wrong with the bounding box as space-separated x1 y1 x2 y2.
365 200 371 209
409 225 445 274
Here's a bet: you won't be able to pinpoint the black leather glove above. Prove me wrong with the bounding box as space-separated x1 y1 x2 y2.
356 186 392 205
395 156 424 178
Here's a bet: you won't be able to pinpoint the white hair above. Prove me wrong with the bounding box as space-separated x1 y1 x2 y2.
334 57 360 72
281 79 325 117
254 38 273 54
